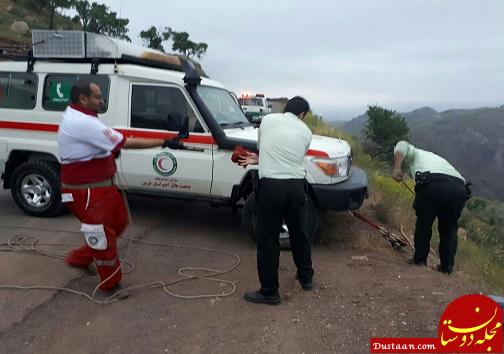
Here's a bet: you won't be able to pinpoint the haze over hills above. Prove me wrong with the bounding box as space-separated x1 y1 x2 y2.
337 105 504 201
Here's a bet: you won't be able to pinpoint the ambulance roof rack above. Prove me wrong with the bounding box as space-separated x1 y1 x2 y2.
26 30 207 77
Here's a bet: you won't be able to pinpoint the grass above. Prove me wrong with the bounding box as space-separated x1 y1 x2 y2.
457 237 504 293
367 174 415 225
306 114 504 294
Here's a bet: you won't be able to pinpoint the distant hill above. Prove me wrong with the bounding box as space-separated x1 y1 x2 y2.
336 106 444 136
339 105 504 200
328 120 346 129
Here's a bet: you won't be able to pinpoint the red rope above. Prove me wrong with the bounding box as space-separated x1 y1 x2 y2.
349 210 382 231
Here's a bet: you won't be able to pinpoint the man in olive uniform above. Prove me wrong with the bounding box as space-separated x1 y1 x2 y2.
239 96 314 305
392 141 468 274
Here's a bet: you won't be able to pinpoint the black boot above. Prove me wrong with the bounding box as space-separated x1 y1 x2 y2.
408 257 427 266
295 274 314 291
436 264 453 275
243 290 281 305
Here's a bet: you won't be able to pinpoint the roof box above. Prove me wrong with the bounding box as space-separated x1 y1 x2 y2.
32 30 165 59
31 30 207 77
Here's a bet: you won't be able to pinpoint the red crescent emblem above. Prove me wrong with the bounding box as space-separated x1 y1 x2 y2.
156 157 167 171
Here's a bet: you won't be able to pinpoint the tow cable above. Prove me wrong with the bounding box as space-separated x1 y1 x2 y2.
0 230 240 305
347 210 413 252
346 210 441 264
347 179 440 262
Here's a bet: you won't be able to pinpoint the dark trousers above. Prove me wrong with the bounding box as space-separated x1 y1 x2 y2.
255 178 314 295
413 176 467 273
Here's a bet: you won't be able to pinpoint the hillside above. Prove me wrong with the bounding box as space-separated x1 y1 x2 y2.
0 0 79 46
338 105 504 200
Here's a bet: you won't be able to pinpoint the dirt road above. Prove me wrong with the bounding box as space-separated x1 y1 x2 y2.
0 189 479 353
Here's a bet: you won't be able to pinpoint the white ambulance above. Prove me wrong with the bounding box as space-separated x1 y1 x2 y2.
238 93 271 123
0 31 367 246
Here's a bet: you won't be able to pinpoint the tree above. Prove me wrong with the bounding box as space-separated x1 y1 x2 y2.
139 26 169 52
21 0 73 29
363 105 409 161
48 0 74 29
169 30 208 59
73 0 91 29
139 26 208 59
74 1 131 41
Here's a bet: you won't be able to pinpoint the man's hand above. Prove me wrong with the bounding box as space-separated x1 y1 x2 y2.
392 151 406 182
163 139 184 150
238 152 259 167
392 167 403 182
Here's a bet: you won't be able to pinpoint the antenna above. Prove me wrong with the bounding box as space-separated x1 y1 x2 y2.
115 0 124 59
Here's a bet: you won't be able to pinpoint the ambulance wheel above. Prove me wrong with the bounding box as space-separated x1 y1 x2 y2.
10 160 66 217
242 192 319 250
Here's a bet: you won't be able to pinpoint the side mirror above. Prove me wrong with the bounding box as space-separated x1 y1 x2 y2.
268 104 272 109
176 115 189 140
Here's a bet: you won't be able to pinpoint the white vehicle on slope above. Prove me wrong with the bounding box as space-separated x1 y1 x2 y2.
238 93 271 123
0 31 368 247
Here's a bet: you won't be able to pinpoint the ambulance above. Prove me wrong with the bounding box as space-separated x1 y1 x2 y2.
0 30 368 247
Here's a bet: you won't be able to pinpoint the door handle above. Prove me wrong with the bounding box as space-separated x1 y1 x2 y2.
183 146 205 152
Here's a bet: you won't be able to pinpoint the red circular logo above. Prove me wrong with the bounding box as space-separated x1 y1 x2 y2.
438 294 502 353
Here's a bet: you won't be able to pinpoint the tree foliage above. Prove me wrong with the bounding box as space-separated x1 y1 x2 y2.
20 0 73 29
48 0 73 29
139 26 170 52
169 30 208 59
467 198 488 211
363 105 409 161
73 0 130 41
139 26 208 59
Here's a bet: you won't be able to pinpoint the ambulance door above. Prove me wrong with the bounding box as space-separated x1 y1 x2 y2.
119 83 214 197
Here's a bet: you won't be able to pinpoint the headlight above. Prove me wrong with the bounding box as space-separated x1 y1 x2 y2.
312 156 351 177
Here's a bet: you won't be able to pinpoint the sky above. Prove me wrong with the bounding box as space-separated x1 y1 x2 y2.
86 0 503 120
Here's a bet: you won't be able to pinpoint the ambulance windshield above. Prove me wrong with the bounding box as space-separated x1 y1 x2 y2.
197 86 251 127
238 97 264 106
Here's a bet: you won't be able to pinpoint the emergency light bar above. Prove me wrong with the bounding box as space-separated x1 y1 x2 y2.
240 93 265 98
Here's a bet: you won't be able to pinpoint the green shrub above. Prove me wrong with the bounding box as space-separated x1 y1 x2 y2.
368 174 414 224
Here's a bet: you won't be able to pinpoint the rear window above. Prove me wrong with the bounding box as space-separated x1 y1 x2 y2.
43 74 110 111
0 72 38 109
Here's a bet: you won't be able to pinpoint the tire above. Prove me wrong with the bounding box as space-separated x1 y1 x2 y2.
10 160 66 217
242 192 320 250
